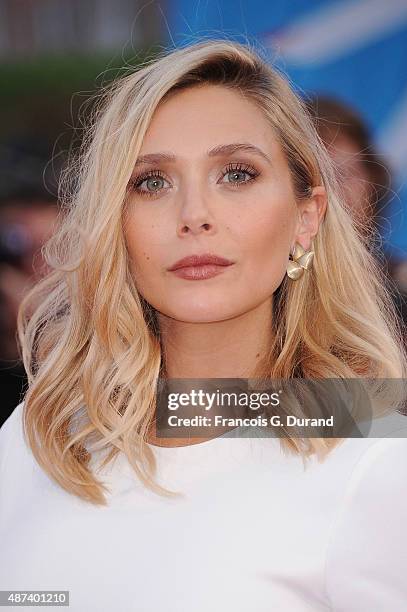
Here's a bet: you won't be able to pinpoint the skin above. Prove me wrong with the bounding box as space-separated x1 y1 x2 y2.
123 84 326 446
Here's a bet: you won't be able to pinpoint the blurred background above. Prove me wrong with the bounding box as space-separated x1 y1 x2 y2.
1 0 407 424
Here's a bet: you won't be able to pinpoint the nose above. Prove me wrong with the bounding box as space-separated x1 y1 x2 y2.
176 187 217 237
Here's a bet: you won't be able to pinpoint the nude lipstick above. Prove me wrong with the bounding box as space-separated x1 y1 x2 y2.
167 253 234 280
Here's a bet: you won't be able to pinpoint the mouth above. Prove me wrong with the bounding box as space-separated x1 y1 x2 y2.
167 253 234 281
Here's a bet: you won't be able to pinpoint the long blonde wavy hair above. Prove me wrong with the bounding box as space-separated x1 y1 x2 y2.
17 38 407 505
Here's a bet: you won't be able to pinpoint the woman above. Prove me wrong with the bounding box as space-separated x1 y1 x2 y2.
1 39 407 611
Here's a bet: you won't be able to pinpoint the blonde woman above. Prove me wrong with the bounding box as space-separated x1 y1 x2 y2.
1 39 407 611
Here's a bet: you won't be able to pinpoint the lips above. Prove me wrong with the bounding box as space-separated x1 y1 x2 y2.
167 253 234 281
168 253 234 271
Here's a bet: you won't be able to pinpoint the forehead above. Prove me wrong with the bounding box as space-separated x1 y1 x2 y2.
140 84 282 159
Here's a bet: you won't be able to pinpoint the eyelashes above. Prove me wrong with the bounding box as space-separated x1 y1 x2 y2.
129 162 260 199
130 169 167 199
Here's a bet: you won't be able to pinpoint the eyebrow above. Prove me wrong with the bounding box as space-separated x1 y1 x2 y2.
133 142 273 167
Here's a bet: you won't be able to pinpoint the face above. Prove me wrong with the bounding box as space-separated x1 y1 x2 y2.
123 84 318 324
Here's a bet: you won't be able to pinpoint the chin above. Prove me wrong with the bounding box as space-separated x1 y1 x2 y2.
158 300 242 324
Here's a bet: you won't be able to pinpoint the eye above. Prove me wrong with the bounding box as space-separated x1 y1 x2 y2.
129 162 260 199
130 170 170 198
220 162 260 187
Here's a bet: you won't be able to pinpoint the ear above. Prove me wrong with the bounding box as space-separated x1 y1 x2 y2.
292 185 327 251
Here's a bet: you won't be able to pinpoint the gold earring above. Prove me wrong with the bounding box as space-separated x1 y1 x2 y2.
286 242 314 280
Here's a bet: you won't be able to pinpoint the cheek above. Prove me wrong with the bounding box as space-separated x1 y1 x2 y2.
123 213 163 285
236 198 294 287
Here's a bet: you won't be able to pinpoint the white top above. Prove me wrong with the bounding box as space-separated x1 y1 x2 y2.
1 401 407 611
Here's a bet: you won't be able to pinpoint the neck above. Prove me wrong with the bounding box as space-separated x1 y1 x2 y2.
157 298 273 379
146 299 274 447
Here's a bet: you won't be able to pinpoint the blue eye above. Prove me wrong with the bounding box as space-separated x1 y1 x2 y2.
131 170 169 198
130 162 260 199
221 162 259 187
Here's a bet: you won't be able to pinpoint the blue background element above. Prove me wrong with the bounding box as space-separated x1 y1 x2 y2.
167 0 407 259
